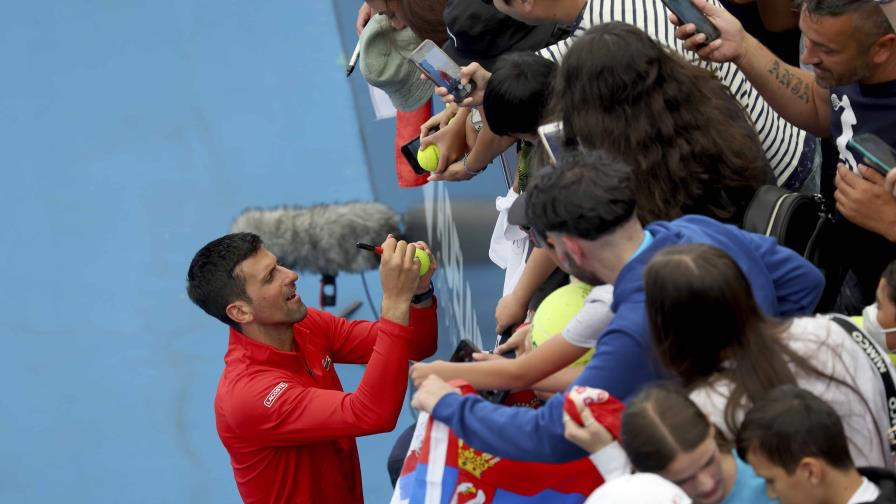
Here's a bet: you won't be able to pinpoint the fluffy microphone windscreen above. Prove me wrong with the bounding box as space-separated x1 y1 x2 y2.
231 202 401 275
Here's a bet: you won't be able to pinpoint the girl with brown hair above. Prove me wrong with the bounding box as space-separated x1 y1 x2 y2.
563 384 774 503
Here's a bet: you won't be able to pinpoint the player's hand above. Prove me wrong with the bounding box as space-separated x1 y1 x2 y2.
379 235 423 304
670 0 747 64
412 241 437 295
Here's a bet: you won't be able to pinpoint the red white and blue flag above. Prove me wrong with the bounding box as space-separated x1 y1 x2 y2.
391 386 623 503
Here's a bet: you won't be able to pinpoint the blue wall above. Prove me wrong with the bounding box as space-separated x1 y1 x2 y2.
1 2 505 502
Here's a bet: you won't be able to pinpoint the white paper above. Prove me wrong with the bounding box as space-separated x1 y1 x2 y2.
368 84 397 120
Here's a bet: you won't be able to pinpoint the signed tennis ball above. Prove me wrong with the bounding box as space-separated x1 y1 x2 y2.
416 144 440 172
532 282 594 366
415 248 431 277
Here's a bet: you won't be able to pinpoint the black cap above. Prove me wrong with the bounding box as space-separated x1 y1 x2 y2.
441 0 559 71
507 192 530 227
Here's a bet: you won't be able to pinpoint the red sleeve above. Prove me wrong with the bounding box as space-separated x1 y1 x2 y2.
407 297 438 361
225 318 416 445
322 297 439 364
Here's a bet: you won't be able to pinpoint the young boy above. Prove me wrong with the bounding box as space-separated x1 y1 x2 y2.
736 385 896 504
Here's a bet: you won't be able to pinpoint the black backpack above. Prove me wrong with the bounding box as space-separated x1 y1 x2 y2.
741 185 832 267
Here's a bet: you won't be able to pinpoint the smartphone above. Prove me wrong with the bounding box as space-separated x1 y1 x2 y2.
848 133 895 175
537 121 564 166
449 339 481 363
661 0 721 44
400 126 439 176
409 39 475 102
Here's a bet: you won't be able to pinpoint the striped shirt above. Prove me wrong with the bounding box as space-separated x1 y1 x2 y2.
537 0 811 187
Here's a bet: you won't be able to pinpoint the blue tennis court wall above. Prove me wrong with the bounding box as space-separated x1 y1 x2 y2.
0 1 506 502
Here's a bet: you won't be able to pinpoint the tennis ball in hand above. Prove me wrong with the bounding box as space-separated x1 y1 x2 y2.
415 248 431 277
416 145 440 172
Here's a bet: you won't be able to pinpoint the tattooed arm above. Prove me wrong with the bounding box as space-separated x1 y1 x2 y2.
672 0 832 137
734 36 832 137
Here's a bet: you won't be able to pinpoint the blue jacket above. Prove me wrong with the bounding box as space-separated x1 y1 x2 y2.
431 216 824 463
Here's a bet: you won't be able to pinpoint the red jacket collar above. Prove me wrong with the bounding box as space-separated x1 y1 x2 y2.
225 324 309 371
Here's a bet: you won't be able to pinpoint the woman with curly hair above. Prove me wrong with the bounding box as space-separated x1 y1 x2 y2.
552 22 771 225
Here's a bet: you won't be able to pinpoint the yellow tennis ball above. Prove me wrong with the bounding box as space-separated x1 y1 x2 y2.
415 248 431 277
531 282 594 367
416 144 440 172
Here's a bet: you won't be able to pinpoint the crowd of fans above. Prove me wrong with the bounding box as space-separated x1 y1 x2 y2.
355 0 896 502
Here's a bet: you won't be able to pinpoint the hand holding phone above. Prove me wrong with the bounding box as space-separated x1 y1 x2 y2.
449 339 481 363
663 0 720 43
409 40 475 102
848 133 895 175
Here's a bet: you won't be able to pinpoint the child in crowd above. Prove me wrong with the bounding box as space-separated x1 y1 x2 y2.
864 259 896 352
410 282 613 393
644 243 895 468
737 386 896 504
564 384 775 504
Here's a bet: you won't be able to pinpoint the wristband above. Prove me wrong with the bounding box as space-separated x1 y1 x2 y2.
411 282 435 305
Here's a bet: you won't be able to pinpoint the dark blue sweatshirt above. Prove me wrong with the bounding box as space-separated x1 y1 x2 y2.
431 215 824 463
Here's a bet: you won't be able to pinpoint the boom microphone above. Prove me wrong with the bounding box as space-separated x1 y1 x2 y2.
230 202 401 276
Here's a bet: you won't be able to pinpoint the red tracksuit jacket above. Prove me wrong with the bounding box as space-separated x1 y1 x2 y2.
215 303 437 503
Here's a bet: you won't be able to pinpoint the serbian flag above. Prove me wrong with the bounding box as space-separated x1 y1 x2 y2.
391 384 624 503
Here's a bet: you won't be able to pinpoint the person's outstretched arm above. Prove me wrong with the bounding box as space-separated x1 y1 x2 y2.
413 311 658 463
672 0 832 137
410 333 587 391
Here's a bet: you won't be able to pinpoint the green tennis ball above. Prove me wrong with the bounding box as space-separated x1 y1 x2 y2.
415 248 431 277
531 282 594 367
416 144 440 172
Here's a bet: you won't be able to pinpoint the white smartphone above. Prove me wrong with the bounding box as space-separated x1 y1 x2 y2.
537 121 564 166
409 39 475 102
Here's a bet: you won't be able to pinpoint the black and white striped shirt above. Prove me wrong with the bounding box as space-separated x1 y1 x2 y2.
537 0 810 187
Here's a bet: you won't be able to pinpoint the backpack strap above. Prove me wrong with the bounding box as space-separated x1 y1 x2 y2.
827 313 896 454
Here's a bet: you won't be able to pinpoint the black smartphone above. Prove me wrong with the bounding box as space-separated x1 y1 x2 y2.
661 0 721 44
449 339 481 363
848 133 895 175
449 338 511 404
400 126 439 176
409 39 476 102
